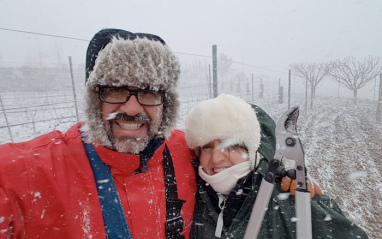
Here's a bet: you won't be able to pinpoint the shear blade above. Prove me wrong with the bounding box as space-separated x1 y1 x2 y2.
284 107 299 135
275 106 299 135
275 106 304 161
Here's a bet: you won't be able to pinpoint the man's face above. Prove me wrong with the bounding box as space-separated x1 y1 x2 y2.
101 86 163 154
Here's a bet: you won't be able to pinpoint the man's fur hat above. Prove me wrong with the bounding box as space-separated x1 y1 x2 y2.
82 28 180 147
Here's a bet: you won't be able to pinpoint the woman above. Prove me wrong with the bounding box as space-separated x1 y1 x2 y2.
185 94 368 239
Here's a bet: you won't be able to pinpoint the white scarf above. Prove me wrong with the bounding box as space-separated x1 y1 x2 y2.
198 161 252 195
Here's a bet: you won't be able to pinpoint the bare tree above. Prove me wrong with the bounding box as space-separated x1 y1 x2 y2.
329 56 382 104
290 62 330 109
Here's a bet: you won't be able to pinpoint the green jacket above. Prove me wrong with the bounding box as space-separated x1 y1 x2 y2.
190 104 368 239
190 159 368 239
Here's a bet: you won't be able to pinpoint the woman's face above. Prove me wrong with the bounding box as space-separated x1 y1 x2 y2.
199 139 249 175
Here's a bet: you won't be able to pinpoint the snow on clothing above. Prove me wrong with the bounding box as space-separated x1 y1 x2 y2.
189 104 368 239
0 123 196 239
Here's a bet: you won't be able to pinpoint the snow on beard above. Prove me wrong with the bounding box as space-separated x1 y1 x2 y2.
104 111 162 154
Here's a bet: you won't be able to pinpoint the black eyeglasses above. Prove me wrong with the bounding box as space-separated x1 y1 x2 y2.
96 86 165 106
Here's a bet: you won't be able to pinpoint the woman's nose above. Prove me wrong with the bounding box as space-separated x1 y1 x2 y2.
210 147 226 163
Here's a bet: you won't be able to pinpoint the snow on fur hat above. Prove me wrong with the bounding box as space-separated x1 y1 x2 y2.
185 94 262 168
82 28 180 147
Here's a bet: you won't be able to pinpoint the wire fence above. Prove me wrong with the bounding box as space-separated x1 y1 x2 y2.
0 91 80 143
0 73 290 144
0 56 329 144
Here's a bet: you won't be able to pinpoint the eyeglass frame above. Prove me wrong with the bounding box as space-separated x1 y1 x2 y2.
96 85 166 106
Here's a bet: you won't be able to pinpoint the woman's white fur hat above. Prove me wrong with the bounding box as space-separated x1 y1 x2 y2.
82 29 180 147
185 94 261 168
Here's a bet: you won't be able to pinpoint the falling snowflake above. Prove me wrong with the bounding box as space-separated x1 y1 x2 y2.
277 193 290 200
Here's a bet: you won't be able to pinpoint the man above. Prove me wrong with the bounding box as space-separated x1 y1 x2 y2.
0 29 196 239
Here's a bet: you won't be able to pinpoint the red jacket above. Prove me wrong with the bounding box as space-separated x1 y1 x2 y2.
0 123 196 239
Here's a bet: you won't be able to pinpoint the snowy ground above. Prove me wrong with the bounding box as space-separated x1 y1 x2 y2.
296 98 382 239
1 90 381 238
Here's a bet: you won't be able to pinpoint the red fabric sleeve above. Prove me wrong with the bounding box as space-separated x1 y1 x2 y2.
0 187 12 238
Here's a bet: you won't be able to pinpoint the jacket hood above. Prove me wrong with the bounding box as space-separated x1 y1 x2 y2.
250 104 276 162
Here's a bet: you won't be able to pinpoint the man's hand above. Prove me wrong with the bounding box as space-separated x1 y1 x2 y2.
281 177 322 198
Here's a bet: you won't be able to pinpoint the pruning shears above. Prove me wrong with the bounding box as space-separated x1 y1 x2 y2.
244 106 312 239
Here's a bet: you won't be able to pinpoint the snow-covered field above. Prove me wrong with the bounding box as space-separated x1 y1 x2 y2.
1 88 381 238
296 98 382 239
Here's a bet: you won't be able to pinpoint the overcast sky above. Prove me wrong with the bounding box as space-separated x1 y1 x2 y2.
1 0 382 96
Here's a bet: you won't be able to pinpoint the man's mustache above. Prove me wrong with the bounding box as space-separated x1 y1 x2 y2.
107 111 152 122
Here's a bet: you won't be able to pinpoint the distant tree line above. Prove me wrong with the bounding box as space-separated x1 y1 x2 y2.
290 56 382 107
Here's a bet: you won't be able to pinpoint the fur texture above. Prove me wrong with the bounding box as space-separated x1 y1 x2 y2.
185 94 261 169
82 36 180 147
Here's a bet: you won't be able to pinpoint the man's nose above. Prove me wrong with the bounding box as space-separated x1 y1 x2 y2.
119 95 144 116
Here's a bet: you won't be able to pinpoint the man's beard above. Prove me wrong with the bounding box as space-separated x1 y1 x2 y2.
105 112 161 154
